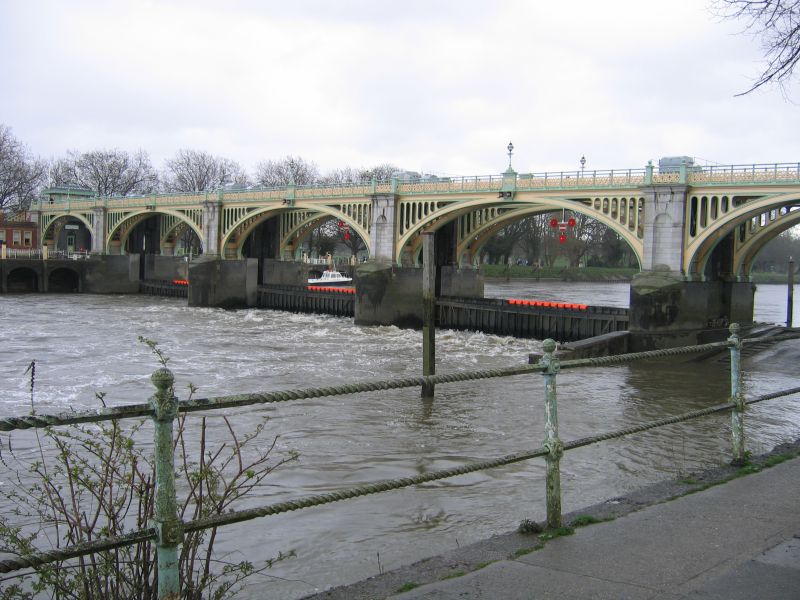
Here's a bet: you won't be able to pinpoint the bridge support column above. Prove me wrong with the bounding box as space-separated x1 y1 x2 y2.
202 199 222 257
92 206 107 254
369 194 397 263
630 184 754 349
640 184 688 273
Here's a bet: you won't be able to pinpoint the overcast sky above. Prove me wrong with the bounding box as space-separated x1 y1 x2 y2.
1 0 798 178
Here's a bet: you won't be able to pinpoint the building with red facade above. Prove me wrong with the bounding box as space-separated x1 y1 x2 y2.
0 213 39 249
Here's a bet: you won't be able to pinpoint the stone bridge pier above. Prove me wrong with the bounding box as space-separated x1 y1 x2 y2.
630 184 755 350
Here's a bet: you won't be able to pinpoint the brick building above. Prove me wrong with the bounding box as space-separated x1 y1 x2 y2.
0 213 39 249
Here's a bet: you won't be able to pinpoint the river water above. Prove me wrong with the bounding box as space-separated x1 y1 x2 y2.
0 282 798 599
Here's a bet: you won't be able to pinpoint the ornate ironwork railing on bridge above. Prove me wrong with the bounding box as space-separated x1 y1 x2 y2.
32 162 800 209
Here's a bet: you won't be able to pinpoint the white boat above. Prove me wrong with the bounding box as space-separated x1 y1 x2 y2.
308 269 353 285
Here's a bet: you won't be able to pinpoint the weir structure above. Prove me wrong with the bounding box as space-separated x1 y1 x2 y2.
17 158 800 343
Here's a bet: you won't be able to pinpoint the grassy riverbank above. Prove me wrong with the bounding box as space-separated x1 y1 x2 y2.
479 265 794 284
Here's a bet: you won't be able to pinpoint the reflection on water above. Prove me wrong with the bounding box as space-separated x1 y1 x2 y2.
0 290 798 599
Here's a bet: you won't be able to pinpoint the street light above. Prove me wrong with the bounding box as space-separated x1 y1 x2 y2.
507 142 514 169
580 155 586 174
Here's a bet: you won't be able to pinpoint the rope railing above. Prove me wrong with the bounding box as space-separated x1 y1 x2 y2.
1 324 799 597
2 382 798 577
0 337 747 433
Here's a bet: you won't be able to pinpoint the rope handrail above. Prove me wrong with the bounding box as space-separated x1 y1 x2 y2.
2 384 797 576
6 335 796 433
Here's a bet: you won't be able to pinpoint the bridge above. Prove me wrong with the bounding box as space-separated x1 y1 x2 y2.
16 159 800 346
32 160 800 281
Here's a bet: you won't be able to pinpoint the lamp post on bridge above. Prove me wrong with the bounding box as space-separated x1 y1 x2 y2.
580 155 586 174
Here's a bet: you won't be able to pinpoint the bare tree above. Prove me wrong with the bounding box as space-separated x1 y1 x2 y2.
0 124 46 212
714 0 800 94
49 148 158 196
163 149 250 192
322 163 401 184
254 156 319 187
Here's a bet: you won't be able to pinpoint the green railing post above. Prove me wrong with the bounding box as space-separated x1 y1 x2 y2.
728 323 746 466
422 232 436 399
541 339 563 529
149 368 183 599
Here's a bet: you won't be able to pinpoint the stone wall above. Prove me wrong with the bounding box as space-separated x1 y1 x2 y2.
188 257 257 308
82 255 140 294
628 270 755 349
354 262 483 327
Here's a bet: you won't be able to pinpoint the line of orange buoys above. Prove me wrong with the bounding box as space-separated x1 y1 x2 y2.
507 298 588 311
172 279 189 286
307 286 356 294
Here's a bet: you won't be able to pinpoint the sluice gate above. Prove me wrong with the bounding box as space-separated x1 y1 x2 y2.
436 296 628 341
254 284 628 341
257 284 355 318
140 279 189 298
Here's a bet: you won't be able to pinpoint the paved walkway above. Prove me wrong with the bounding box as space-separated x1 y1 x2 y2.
393 456 800 600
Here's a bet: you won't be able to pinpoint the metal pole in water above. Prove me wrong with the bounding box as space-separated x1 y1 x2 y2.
150 368 183 599
788 257 794 328
541 339 563 529
422 232 436 399
728 323 746 466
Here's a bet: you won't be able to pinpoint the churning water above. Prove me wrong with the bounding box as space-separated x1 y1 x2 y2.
0 282 797 599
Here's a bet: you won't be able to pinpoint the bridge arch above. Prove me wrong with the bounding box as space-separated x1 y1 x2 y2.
733 206 800 279
6 267 39 292
684 192 800 279
106 209 204 255
395 194 644 267
41 213 94 252
48 267 81 292
220 204 372 259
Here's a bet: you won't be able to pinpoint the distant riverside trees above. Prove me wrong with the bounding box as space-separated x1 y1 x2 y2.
49 149 158 197
163 149 250 192
0 125 46 212
254 155 320 187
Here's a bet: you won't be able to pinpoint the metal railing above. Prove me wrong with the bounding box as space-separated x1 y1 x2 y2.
0 324 799 598
31 161 800 208
1 247 43 259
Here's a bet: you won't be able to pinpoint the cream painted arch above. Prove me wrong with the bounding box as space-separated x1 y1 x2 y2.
220 203 372 259
457 204 644 269
734 207 800 279
684 192 800 278
41 212 94 246
106 209 204 255
395 194 645 266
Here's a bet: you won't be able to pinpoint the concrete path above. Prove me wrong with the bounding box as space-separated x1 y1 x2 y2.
394 457 800 600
